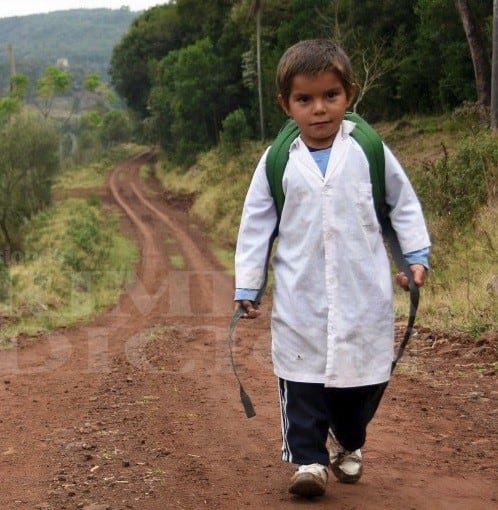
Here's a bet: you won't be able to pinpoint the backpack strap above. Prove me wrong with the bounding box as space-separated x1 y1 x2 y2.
265 119 299 219
344 111 386 220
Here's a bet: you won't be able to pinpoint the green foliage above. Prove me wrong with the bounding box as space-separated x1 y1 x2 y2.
0 74 30 125
100 110 133 148
0 98 20 126
150 37 230 165
10 74 30 102
58 199 112 272
112 0 492 162
110 4 183 116
83 73 101 93
0 258 9 302
0 112 59 251
0 8 138 93
394 0 485 116
220 109 251 152
0 195 138 341
416 131 498 228
36 66 72 118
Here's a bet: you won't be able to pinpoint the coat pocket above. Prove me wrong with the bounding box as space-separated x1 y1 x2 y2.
355 183 379 231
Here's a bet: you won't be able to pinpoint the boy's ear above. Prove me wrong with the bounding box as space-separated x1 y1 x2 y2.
347 83 358 108
277 94 291 117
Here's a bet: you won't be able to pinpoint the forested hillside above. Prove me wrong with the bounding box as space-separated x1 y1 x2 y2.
0 7 139 93
108 0 493 165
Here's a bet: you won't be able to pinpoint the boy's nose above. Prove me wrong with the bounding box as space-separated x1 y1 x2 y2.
312 99 327 113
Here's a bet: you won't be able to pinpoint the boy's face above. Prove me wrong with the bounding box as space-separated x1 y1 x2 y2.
279 71 355 149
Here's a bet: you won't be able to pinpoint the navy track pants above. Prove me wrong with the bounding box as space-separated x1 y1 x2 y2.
278 378 388 466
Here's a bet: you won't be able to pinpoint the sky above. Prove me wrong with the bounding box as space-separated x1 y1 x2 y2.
0 1 164 19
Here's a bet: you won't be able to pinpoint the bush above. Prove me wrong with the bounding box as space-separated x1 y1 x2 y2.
59 199 112 272
220 108 251 152
416 130 498 228
0 112 59 251
0 258 9 301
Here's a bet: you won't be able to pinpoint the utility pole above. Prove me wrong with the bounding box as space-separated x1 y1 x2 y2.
7 44 16 92
250 0 265 141
491 0 498 131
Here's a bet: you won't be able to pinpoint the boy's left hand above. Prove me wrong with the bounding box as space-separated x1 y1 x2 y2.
234 299 261 319
395 264 427 291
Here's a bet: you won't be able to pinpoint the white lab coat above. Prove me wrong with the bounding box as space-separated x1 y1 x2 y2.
235 120 430 388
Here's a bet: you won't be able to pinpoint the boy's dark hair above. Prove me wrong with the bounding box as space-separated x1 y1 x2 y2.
276 39 355 107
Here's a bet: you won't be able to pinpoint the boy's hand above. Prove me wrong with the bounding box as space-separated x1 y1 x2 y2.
234 300 260 319
395 264 427 291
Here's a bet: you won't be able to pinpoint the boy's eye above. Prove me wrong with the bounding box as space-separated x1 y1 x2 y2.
296 95 310 103
326 90 339 99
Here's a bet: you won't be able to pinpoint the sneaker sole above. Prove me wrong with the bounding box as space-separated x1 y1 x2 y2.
289 473 326 497
331 463 363 484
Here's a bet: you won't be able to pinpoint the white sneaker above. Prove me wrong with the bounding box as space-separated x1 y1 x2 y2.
289 463 328 497
329 432 363 483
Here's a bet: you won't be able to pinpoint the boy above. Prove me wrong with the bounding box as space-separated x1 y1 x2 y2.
234 39 430 498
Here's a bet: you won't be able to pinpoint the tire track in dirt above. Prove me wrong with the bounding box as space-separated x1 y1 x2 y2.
0 151 191 509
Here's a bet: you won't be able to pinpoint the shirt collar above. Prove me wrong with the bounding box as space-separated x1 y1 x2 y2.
290 119 354 151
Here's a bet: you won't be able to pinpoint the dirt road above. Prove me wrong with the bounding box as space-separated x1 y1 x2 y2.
0 152 496 510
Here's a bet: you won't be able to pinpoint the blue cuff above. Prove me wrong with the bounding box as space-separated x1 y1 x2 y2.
234 288 260 301
404 246 430 268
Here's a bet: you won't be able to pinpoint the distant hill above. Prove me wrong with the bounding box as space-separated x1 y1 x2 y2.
0 7 141 94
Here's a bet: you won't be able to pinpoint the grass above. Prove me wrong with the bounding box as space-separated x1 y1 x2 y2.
54 143 145 192
169 254 186 269
0 161 139 345
54 161 109 190
418 207 498 334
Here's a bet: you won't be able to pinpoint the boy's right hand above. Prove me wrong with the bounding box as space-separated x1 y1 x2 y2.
234 300 260 319
396 264 427 290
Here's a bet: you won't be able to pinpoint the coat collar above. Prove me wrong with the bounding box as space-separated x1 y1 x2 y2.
289 119 356 152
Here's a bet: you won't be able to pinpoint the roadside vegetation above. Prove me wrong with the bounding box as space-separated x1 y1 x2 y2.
0 112 496 343
0 148 140 345
155 111 498 337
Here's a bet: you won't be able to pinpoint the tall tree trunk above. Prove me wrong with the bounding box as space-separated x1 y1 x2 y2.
491 0 498 131
454 0 491 123
253 2 265 141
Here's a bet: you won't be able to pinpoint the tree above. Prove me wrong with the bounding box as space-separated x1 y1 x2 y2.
35 66 72 119
454 0 492 122
100 110 133 148
110 4 183 117
65 73 116 128
0 73 29 125
395 0 477 115
352 39 403 113
149 38 224 164
0 113 58 251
